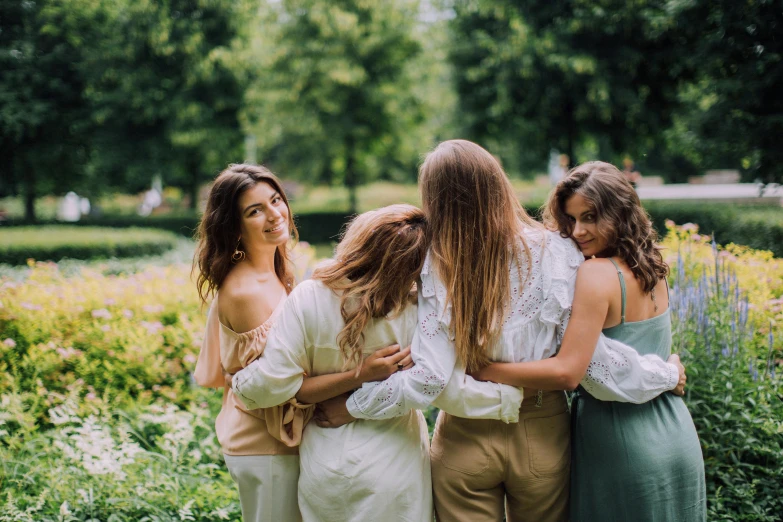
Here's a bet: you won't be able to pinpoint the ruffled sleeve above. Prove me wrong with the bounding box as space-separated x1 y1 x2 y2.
193 300 224 388
540 234 679 403
540 232 584 332
233 283 314 410
581 335 679 403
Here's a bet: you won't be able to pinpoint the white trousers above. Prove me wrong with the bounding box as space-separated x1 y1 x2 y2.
223 454 301 522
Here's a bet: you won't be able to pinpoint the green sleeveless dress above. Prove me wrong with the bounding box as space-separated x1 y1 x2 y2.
570 260 707 521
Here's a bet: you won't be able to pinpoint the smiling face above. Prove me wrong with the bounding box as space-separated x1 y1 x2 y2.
237 181 291 250
564 193 609 257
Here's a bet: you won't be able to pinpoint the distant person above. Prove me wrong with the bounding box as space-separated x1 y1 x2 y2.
548 151 570 186
622 157 642 189
58 191 82 222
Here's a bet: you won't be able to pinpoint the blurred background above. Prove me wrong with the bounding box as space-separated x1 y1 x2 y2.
1 0 781 224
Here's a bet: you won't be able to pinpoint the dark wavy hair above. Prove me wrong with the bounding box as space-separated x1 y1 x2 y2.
542 161 668 293
193 164 298 304
312 204 428 372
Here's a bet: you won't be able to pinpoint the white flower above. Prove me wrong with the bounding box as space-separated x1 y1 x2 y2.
2 338 16 348
91 308 112 319
60 501 71 517
209 507 231 520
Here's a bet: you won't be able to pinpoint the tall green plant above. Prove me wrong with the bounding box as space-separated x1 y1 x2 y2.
670 238 783 520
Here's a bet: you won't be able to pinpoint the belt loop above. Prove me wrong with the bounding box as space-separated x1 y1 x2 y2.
535 389 544 408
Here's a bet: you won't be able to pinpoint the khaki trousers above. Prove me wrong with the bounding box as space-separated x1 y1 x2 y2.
431 390 570 522
223 454 301 522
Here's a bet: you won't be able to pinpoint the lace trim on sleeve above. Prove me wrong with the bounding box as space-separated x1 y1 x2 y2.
539 233 583 326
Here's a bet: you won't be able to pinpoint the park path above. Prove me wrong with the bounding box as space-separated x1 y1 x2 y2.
637 183 782 205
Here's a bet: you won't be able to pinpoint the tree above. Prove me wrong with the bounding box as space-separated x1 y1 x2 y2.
448 0 693 173
247 0 425 212
74 0 251 207
674 0 783 184
0 0 93 220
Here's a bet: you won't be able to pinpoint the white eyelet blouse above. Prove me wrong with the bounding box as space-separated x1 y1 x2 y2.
344 230 679 421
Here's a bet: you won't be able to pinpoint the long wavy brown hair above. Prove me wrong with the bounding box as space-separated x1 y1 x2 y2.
420 140 544 373
194 164 298 304
543 161 668 293
312 204 428 372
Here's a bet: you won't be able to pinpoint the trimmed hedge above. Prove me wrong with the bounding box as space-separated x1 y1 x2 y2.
0 226 179 265
1 212 354 244
3 203 782 256
643 202 783 257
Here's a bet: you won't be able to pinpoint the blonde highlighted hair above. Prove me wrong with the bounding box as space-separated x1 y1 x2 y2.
419 140 543 373
312 204 428 371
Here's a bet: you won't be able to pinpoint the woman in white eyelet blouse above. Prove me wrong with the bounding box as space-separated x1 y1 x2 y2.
232 204 528 522
337 141 681 522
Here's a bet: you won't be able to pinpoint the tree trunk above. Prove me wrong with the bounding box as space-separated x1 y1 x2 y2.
565 100 576 168
24 162 36 222
188 157 200 211
345 138 358 214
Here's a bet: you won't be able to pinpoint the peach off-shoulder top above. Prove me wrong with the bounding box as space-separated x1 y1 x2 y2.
193 296 313 456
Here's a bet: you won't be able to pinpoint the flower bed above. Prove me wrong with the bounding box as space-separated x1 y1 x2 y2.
0 229 780 520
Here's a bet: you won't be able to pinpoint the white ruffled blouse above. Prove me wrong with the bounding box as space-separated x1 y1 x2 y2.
346 230 679 421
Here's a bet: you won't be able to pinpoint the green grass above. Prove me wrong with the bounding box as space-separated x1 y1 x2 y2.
288 178 551 213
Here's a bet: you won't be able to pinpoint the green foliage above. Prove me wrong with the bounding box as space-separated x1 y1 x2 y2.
0 261 204 434
72 0 252 204
0 0 252 218
0 226 179 265
0 392 240 521
670 0 783 184
3 212 355 244
664 225 783 520
448 0 689 172
645 203 783 258
246 0 428 211
0 0 94 217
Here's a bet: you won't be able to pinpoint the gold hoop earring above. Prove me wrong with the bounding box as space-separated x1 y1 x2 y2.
232 238 246 262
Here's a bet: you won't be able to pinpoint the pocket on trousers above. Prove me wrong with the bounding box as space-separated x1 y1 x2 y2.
525 411 570 478
431 414 490 475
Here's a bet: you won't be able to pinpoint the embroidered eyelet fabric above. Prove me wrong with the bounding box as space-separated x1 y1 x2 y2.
345 230 678 421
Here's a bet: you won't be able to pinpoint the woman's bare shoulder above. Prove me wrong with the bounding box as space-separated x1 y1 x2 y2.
575 258 620 296
218 268 284 333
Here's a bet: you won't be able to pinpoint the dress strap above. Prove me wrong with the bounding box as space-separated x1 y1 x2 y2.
608 258 626 324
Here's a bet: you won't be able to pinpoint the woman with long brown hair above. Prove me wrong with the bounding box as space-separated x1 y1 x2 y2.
231 204 527 521
193 165 408 521
314 141 685 522
471 161 706 521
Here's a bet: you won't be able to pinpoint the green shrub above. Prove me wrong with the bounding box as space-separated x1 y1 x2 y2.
0 390 240 521
644 202 783 257
0 227 179 265
667 225 783 521
2 212 355 244
5 202 781 255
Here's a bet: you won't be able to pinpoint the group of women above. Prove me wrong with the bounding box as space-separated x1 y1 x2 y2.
194 140 707 522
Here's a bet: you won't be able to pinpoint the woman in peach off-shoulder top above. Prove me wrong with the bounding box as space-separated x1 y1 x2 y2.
193 165 407 522
193 164 309 522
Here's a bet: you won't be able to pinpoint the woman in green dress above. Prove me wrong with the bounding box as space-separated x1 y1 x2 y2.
472 161 706 521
